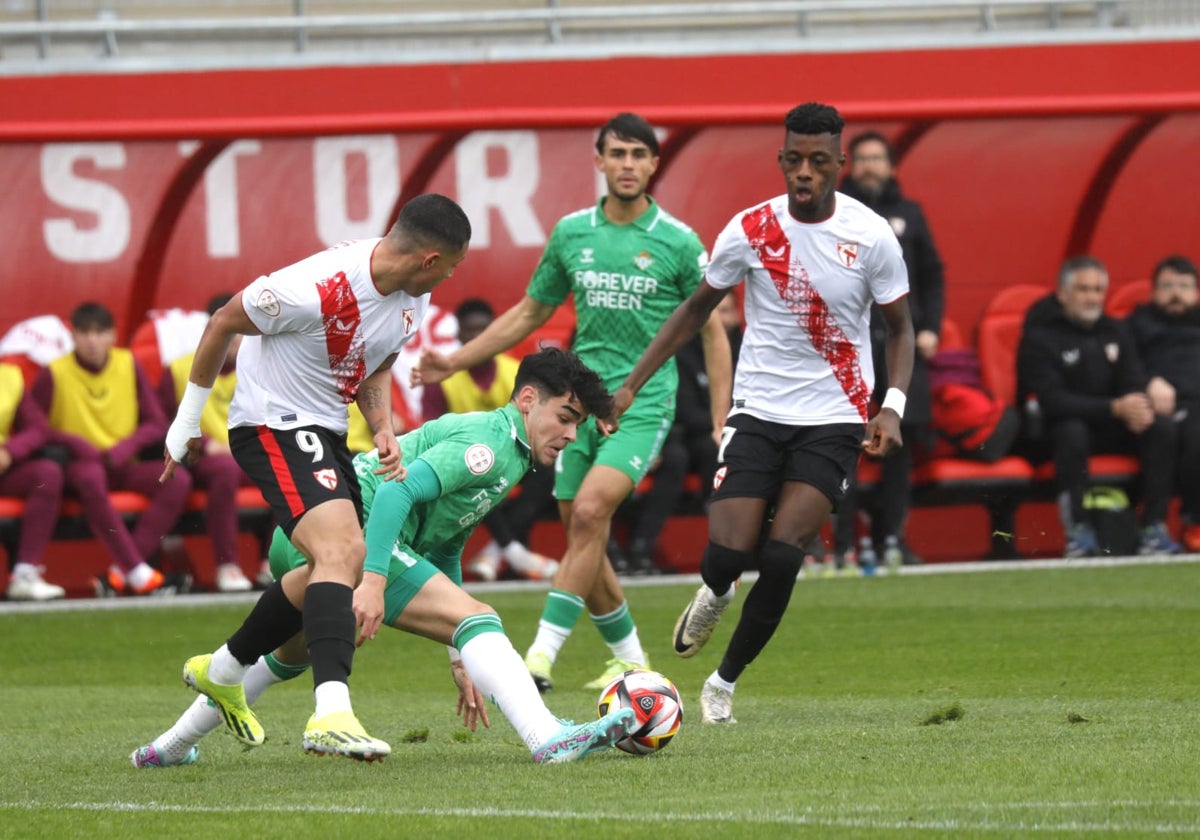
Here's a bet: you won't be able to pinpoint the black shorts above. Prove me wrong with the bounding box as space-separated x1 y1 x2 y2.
230 425 362 538
710 413 862 508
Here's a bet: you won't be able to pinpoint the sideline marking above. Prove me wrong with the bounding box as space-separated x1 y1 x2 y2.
2 553 1197 616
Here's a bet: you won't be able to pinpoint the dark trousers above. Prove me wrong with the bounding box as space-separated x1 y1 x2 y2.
1049 415 1175 525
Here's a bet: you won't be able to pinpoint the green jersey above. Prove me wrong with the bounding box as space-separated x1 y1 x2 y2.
354 403 534 573
526 196 708 408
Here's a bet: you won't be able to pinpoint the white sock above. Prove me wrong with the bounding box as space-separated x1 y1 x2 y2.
710 585 735 605
126 562 156 590
610 630 646 665
707 671 736 693
527 621 572 662
460 632 558 753
502 541 527 563
153 695 220 763
208 643 251 685
243 656 286 705
313 681 352 717
11 562 38 579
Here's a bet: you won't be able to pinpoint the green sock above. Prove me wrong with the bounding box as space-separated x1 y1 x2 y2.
590 602 634 644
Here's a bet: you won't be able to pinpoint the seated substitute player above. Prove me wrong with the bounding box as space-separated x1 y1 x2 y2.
133 348 635 767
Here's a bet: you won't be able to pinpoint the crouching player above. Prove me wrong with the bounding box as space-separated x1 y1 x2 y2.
132 348 634 766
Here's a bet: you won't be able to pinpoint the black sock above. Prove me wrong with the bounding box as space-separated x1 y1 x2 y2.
304 581 356 687
226 580 303 665
718 540 803 683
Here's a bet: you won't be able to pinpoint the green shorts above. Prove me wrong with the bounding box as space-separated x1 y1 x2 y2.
554 399 673 501
267 528 441 627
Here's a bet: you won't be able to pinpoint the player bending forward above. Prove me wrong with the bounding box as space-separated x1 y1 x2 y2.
133 348 634 766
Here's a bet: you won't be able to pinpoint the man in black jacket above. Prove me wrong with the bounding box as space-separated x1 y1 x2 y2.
1017 255 1178 557
1125 255 1200 552
834 132 944 571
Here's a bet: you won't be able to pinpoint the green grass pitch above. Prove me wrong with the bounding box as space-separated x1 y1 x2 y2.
1 560 1197 838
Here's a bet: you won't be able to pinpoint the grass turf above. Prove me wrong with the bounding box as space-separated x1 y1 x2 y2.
1 561 1197 838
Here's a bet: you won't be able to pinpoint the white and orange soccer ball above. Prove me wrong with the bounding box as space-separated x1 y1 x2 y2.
596 668 683 755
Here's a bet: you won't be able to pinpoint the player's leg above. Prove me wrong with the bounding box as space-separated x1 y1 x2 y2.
392 569 633 762
700 423 859 724
133 635 310 768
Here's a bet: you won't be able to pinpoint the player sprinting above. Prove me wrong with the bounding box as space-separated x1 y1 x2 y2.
161 194 471 761
608 103 914 724
134 348 635 766
415 113 732 693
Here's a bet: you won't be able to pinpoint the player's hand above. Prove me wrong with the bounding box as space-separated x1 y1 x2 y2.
451 660 491 732
160 438 202 483
372 432 405 481
411 348 454 388
352 572 387 644
601 386 636 436
862 409 903 458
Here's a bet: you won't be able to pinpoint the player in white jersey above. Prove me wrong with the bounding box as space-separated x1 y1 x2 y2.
609 103 915 724
161 193 471 761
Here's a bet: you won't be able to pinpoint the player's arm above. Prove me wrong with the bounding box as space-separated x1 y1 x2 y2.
355 458 442 642
698 299 734 440
415 295 556 386
161 294 260 480
358 353 402 479
863 295 915 458
612 282 727 421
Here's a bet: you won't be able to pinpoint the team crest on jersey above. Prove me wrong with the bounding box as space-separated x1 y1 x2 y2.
836 241 859 267
313 468 338 491
713 465 727 491
580 248 595 265
633 251 654 271
402 307 415 335
1062 348 1080 366
465 444 495 475
1105 342 1120 363
254 289 281 317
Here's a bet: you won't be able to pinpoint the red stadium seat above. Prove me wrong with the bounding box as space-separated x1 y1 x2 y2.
1106 279 1150 318
976 284 1048 407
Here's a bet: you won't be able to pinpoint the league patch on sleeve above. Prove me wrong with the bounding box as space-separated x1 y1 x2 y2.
254 289 281 317
465 443 495 475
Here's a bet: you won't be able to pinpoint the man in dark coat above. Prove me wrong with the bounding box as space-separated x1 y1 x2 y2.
1017 255 1178 557
1125 255 1200 552
833 131 945 571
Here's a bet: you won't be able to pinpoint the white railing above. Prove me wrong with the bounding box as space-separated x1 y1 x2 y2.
0 1 1174 70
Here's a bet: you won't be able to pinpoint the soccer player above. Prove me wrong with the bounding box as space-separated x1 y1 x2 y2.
415 113 732 693
160 193 471 761
608 103 914 724
133 348 635 767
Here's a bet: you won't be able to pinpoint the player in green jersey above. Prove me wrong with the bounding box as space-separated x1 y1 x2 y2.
131 348 637 767
415 113 733 692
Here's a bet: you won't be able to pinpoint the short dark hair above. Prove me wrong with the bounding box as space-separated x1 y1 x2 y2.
513 347 612 419
393 193 471 252
596 112 659 157
1058 255 1108 291
848 130 895 164
1152 254 1198 284
455 298 494 322
70 301 114 331
784 102 845 138
206 293 233 316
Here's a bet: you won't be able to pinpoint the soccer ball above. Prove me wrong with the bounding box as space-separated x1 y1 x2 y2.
596 668 683 755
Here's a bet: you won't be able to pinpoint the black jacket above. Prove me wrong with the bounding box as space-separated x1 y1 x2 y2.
1126 303 1200 408
840 176 945 336
1017 294 1147 423
841 176 945 426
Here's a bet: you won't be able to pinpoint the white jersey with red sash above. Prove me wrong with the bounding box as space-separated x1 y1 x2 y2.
231 238 428 433
705 192 908 425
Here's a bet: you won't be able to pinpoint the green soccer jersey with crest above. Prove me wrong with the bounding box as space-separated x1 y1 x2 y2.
353 403 533 568
526 196 708 409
